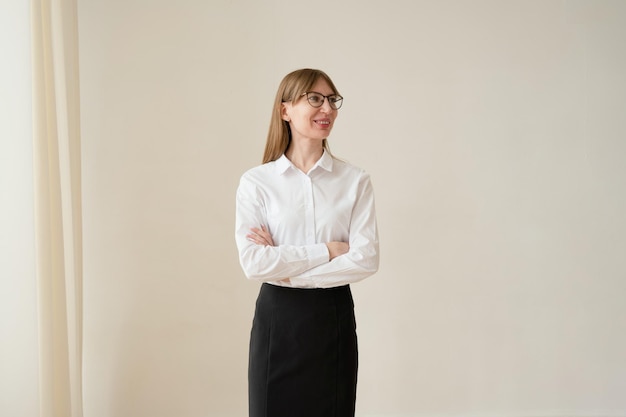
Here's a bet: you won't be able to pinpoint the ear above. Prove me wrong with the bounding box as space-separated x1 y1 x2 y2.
281 102 291 122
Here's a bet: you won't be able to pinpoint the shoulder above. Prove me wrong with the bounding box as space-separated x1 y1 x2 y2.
237 162 279 201
239 161 277 184
331 157 372 183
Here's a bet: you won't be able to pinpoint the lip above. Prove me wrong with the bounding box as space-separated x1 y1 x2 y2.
314 119 332 129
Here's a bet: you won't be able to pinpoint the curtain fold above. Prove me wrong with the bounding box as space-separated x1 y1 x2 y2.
31 0 83 416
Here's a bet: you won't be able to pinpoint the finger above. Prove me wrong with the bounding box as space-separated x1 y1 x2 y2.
247 233 270 246
250 226 270 236
248 226 274 246
254 228 272 240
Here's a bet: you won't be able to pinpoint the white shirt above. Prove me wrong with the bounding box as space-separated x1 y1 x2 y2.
235 151 379 288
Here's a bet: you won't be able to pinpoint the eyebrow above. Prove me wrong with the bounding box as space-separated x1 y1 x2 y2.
307 91 339 96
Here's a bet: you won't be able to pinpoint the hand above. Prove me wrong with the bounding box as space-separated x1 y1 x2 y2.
247 225 275 247
326 241 349 260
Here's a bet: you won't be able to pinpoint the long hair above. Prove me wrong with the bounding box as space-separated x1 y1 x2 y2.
262 68 341 163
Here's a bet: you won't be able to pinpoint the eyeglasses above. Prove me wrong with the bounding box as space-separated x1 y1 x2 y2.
300 91 344 110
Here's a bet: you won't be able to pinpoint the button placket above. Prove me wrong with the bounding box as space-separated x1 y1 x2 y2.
302 174 316 245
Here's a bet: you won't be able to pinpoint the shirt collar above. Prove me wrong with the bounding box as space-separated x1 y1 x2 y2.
316 150 334 172
275 150 334 175
275 154 292 175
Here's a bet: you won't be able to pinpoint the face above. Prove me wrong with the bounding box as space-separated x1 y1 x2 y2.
282 78 339 143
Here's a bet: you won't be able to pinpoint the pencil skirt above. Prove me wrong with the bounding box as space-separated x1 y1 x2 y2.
249 283 358 417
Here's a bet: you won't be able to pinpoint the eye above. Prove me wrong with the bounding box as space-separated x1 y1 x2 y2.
308 94 323 103
329 95 342 103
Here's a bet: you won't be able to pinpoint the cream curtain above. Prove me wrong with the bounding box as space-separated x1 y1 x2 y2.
31 0 83 416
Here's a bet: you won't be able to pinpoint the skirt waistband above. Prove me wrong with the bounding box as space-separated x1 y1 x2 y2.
257 283 354 311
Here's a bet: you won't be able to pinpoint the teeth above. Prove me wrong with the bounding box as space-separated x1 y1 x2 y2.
317 121 330 125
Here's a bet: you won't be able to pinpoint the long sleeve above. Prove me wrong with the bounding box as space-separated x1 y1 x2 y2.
289 173 379 288
235 174 330 282
234 153 379 288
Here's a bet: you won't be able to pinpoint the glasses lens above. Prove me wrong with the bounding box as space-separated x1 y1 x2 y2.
306 93 324 107
305 93 343 109
328 95 343 110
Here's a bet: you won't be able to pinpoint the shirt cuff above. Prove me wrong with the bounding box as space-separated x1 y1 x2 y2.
306 243 330 271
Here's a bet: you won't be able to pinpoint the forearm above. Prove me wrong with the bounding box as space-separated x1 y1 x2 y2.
238 241 329 282
290 233 379 288
289 247 379 288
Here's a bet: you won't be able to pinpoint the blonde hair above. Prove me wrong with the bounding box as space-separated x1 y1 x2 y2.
262 68 341 163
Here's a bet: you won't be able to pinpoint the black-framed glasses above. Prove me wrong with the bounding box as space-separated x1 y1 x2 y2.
300 91 344 110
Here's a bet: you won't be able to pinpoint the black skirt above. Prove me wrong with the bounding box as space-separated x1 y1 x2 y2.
249 283 358 417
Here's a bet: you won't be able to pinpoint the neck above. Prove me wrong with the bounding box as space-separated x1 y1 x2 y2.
285 140 324 173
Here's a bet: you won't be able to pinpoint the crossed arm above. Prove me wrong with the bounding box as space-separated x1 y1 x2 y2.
247 225 349 261
235 173 379 288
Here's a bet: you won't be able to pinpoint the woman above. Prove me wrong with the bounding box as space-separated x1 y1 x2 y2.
235 68 379 417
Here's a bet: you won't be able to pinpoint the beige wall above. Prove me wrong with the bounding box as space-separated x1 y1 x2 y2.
78 1 626 416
